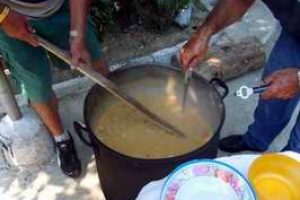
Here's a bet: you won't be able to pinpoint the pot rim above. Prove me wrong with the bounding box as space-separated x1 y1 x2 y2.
83 64 226 163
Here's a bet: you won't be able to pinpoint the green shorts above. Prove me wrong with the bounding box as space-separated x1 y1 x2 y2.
0 1 103 103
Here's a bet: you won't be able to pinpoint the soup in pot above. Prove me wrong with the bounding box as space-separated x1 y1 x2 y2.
91 93 213 159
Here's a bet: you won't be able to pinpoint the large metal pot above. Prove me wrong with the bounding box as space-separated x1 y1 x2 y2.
74 64 228 200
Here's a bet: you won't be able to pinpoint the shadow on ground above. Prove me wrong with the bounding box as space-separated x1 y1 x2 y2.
0 91 106 200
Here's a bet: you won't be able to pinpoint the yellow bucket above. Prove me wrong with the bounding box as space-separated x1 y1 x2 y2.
249 154 300 200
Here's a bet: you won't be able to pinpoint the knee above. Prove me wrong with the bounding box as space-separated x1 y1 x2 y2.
92 59 110 77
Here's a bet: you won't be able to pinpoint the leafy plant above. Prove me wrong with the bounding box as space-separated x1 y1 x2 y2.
134 0 194 30
90 0 116 39
156 0 192 12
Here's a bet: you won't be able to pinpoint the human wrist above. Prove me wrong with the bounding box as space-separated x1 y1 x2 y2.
201 23 215 35
195 23 215 40
70 30 85 39
297 70 300 88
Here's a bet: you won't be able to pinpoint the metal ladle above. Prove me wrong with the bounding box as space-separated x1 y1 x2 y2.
182 68 193 112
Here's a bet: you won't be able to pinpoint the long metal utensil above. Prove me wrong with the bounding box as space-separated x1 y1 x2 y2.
182 68 193 112
36 35 186 138
170 55 193 112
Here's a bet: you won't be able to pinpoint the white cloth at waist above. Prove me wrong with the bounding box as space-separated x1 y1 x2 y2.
0 0 64 18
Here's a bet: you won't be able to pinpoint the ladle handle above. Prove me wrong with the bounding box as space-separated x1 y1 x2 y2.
253 85 269 94
73 121 93 147
210 78 229 99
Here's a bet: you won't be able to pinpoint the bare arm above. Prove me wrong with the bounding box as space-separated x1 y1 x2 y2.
200 0 255 36
69 0 92 66
70 0 91 37
180 0 255 71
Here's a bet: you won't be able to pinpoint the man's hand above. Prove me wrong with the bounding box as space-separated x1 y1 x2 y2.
1 10 37 46
261 68 300 100
180 0 255 72
70 36 91 67
70 0 91 67
180 29 211 72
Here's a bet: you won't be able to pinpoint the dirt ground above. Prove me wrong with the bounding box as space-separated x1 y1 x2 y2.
52 8 207 83
102 15 205 62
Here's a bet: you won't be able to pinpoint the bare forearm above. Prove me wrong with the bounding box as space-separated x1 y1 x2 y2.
70 0 91 37
197 0 255 38
179 0 255 70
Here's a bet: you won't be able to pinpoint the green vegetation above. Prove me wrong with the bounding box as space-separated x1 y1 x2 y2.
90 0 203 35
155 0 192 12
90 0 115 39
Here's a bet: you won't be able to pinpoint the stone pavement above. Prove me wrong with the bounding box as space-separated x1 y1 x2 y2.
0 89 106 200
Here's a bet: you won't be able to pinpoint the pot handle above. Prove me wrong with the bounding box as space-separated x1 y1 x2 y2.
210 78 229 99
73 121 93 147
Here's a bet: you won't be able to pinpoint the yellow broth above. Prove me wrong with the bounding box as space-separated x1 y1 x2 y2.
91 94 213 159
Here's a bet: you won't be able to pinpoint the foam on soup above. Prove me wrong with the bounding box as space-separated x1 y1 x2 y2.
91 94 213 159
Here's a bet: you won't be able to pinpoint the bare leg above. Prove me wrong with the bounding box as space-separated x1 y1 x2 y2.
31 94 64 137
30 59 108 138
27 59 107 178
30 92 81 178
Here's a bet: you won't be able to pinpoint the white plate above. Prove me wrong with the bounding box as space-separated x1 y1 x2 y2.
160 160 256 200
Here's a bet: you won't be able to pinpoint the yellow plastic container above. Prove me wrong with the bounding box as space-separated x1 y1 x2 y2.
249 154 300 200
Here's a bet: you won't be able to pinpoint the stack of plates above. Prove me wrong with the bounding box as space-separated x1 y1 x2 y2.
160 160 256 200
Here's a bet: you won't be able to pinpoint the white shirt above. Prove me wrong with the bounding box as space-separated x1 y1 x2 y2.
1 0 64 18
